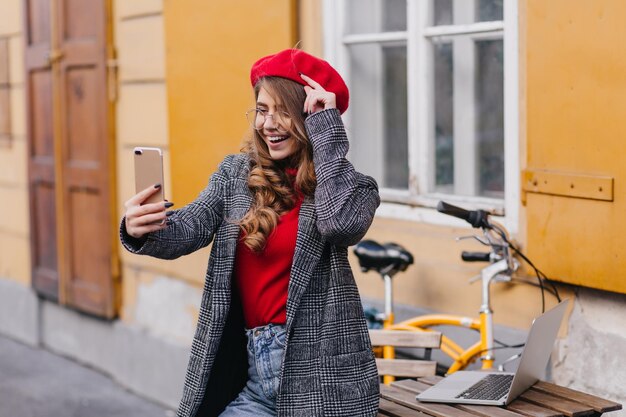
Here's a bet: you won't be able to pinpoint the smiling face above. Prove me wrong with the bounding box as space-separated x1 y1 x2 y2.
255 86 298 161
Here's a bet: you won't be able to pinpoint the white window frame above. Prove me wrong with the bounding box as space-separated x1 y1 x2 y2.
322 0 519 233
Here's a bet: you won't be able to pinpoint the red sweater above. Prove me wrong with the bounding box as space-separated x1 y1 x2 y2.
234 195 302 329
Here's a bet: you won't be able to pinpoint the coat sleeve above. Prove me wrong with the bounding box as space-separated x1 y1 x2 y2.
305 108 380 247
119 155 235 259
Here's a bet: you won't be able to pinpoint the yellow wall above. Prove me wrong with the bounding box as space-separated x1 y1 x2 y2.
163 0 298 206
114 0 211 321
523 0 626 294
299 0 323 56
0 0 30 286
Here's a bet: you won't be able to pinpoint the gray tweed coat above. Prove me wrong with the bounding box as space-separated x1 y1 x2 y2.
120 109 381 416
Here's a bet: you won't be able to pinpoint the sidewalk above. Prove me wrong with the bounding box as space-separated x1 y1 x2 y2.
0 334 174 417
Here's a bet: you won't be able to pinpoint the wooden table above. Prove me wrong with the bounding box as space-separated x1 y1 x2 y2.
379 376 622 417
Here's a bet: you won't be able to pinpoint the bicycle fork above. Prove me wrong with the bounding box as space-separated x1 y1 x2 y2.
478 258 510 369
382 273 396 384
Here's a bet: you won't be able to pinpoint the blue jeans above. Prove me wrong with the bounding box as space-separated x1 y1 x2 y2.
219 324 287 417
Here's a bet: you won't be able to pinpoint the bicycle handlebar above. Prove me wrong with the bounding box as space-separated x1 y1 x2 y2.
437 201 491 229
461 251 491 262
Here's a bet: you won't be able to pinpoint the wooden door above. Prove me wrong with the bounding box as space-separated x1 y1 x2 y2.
25 0 118 317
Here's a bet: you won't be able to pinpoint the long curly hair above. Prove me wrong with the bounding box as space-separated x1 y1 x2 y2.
240 76 316 252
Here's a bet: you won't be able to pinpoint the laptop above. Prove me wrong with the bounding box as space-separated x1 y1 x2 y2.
416 299 569 406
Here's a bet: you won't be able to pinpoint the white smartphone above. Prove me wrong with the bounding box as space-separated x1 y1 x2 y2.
134 147 165 205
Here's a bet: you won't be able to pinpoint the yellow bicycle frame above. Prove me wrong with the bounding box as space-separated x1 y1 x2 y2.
383 311 494 380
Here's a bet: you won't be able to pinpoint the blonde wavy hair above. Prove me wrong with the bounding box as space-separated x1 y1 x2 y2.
240 77 317 252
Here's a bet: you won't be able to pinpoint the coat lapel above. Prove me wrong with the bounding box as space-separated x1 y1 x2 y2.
210 178 252 318
286 196 325 332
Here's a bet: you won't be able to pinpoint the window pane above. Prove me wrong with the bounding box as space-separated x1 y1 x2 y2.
383 46 409 189
431 0 503 25
476 0 503 22
346 0 406 34
348 43 408 190
432 0 453 26
433 42 454 192
476 39 504 198
431 36 503 198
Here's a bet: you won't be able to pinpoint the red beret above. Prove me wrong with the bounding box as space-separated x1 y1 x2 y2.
250 49 350 114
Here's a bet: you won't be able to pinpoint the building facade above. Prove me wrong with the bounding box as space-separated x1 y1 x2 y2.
0 0 624 412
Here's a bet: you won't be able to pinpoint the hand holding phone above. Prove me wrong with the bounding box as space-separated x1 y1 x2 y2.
134 147 165 204
124 147 171 239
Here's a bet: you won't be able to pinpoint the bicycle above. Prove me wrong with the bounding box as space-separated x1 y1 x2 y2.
354 201 561 382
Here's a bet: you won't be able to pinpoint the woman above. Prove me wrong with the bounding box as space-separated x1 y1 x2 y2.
121 49 380 417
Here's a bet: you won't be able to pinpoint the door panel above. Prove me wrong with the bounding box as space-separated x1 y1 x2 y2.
66 68 99 161
30 71 54 157
25 0 59 300
32 180 58 297
64 0 98 39
27 0 52 45
30 69 55 285
68 189 111 312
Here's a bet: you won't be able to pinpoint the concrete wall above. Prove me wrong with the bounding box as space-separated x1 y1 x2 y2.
553 290 626 415
41 298 189 409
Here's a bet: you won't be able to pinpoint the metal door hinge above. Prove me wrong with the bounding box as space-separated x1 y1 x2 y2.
107 55 119 103
46 49 65 66
521 169 614 204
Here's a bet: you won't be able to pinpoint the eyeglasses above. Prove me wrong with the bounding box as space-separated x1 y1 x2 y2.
246 108 292 133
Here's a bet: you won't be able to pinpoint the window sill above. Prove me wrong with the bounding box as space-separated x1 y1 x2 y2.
375 193 513 232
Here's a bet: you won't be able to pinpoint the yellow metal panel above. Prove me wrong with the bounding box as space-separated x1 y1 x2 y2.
523 0 626 293
164 0 297 205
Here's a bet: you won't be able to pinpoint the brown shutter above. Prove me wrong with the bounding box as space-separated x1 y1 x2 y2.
25 0 118 317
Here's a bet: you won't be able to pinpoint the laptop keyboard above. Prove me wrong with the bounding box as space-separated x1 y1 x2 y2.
455 374 514 401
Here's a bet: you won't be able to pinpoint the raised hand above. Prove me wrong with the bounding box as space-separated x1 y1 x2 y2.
301 73 337 114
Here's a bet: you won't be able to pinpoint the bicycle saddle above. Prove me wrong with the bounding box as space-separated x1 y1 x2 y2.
353 240 414 276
